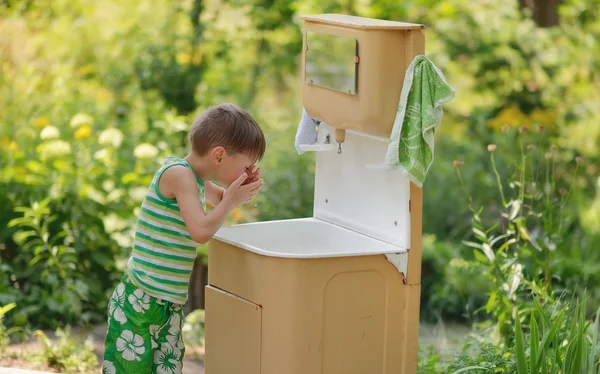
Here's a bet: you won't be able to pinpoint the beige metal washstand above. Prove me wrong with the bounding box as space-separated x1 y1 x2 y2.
205 14 426 374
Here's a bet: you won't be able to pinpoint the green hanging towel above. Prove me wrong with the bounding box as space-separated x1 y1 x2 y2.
385 55 455 187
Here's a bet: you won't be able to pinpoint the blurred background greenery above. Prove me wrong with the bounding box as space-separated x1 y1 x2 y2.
1 0 599 371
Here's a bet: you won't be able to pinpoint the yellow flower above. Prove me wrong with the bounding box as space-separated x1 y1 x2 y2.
95 88 113 103
75 124 92 139
33 117 50 128
488 105 531 132
176 52 191 65
530 108 558 132
9 141 18 150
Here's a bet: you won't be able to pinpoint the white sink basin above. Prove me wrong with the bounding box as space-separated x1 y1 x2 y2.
213 218 407 259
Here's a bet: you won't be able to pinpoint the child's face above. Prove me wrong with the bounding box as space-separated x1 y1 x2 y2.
217 151 257 187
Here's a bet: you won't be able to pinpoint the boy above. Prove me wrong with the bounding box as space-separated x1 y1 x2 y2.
102 103 265 374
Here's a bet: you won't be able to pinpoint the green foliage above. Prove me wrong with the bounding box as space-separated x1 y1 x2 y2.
182 308 206 357
421 235 489 322
33 327 98 374
454 129 587 343
0 303 19 355
0 0 314 330
512 295 600 374
6 199 101 327
1 0 599 345
417 345 444 374
448 343 516 373
418 342 516 373
420 295 600 373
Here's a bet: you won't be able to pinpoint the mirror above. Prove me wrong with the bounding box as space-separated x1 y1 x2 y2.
305 31 358 95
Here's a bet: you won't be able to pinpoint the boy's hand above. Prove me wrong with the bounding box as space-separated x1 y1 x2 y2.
242 165 261 185
224 172 264 208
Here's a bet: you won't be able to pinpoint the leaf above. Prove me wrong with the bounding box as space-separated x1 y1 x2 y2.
508 264 523 297
473 249 489 263
589 307 600 373
515 309 528 374
489 233 511 247
472 227 488 240
463 241 484 250
29 254 48 267
451 367 491 373
0 303 16 316
530 313 539 374
8 217 30 228
498 238 518 253
509 200 522 220
485 291 498 314
482 243 495 262
13 230 37 245
500 257 518 271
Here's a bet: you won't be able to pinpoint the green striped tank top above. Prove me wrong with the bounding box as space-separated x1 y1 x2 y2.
127 156 206 304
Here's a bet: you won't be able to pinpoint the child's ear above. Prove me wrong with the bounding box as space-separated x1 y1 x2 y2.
212 146 226 164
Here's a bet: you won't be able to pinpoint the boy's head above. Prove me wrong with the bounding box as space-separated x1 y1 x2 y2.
189 103 266 186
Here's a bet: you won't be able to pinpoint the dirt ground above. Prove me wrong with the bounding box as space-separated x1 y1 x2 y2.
0 321 471 373
0 324 205 374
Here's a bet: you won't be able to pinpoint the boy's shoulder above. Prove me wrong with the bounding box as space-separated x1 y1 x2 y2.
157 163 197 200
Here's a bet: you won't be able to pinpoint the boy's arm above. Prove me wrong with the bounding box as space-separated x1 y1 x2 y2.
205 182 225 207
160 166 263 244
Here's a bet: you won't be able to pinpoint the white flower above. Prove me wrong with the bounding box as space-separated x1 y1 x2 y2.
154 342 182 374
128 288 150 313
40 126 60 140
36 140 72 159
168 313 181 335
70 112 94 128
128 186 147 202
134 143 158 159
109 283 127 324
99 128 124 148
166 333 184 351
166 313 184 350
94 149 108 161
149 324 160 349
102 360 116 374
116 330 145 361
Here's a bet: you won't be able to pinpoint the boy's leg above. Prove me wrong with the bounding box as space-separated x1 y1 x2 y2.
152 302 186 374
102 276 155 373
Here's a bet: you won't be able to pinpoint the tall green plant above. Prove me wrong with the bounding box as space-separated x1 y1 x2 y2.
514 294 600 373
455 128 582 344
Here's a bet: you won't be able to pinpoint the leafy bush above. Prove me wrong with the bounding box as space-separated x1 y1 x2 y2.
182 308 206 359
0 303 19 355
34 327 98 374
448 343 516 373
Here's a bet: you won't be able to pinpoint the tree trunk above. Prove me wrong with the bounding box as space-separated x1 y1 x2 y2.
519 0 562 27
185 257 208 315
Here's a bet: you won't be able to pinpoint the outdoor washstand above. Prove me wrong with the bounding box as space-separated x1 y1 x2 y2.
205 14 427 374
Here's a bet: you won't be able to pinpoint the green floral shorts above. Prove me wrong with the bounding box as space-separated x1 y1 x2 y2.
102 274 185 374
